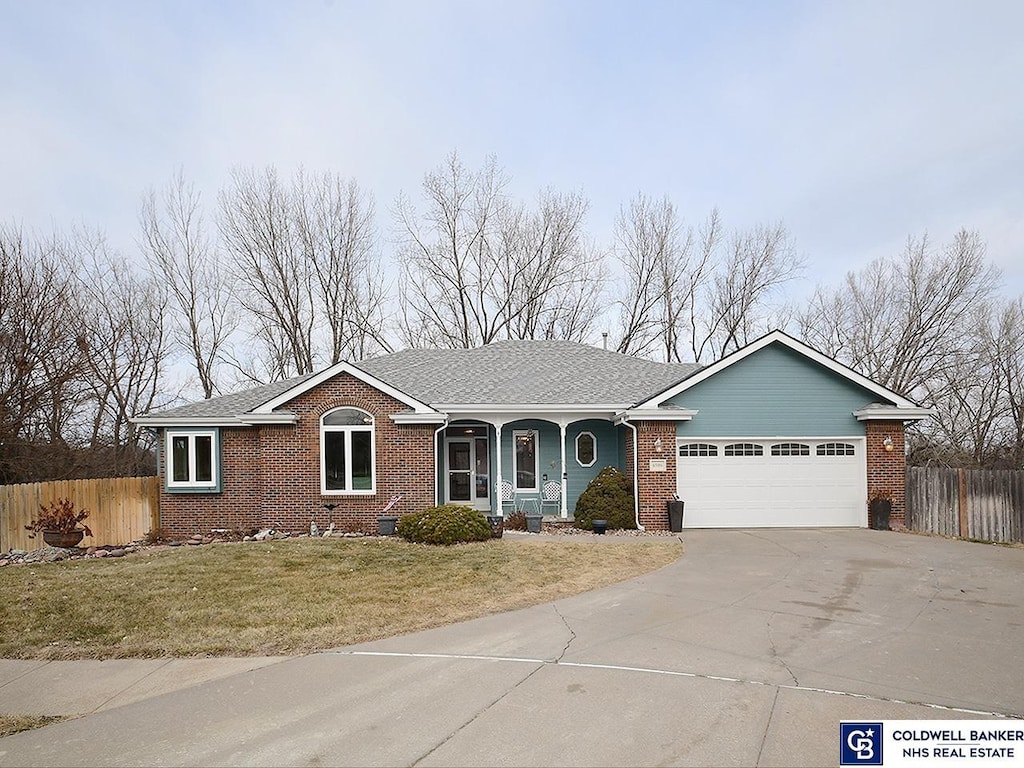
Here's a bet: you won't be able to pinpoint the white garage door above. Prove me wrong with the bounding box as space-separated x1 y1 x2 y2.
676 439 866 528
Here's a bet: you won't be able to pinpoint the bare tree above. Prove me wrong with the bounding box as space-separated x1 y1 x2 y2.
219 166 315 380
613 196 718 360
989 298 1024 466
292 171 392 362
396 153 509 348
706 222 802 358
0 226 85 481
77 231 169 476
798 230 1001 396
396 153 604 348
613 200 796 363
219 166 390 381
140 170 236 398
501 190 606 343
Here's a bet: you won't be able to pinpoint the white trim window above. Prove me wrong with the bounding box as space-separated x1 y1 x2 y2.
513 429 539 492
321 407 376 494
166 429 219 490
575 431 597 467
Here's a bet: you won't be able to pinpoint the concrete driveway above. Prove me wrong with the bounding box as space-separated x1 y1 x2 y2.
1 529 1022 767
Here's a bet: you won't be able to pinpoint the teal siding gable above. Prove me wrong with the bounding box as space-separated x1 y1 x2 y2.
665 343 881 437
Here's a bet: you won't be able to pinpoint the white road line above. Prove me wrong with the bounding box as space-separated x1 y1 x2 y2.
338 650 1020 719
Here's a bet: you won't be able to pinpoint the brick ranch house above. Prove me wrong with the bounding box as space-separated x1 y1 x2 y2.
132 330 932 536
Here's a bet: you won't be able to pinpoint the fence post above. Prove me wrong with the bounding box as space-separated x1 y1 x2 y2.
957 468 969 539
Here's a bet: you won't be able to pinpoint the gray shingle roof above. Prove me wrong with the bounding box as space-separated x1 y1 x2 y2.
141 341 700 419
358 341 698 405
144 373 316 419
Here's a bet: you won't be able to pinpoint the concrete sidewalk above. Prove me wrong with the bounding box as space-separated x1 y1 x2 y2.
0 529 1021 767
0 657 289 717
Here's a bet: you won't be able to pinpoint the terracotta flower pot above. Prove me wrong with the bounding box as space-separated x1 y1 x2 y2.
42 529 85 548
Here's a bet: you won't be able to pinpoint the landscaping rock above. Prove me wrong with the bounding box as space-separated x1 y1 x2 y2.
169 540 184 547
11 549 28 557
93 550 108 557
108 549 126 558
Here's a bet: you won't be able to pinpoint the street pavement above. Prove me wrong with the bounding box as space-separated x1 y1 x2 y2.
1 528 1022 767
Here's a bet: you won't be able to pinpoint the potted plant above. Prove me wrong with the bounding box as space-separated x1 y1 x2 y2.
377 493 403 536
868 489 892 531
25 498 92 548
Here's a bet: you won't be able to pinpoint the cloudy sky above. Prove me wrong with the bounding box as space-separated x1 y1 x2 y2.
3 0 1022 300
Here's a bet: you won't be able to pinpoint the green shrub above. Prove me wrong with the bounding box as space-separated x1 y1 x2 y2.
397 504 492 545
573 467 636 531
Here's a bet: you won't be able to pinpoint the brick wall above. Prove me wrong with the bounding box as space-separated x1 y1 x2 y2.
158 428 262 536
865 420 906 526
159 373 438 536
632 421 678 531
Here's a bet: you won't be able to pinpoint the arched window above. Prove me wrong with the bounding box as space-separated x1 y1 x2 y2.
575 431 597 467
321 407 375 494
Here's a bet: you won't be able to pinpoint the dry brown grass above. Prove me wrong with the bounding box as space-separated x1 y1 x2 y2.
0 714 66 737
0 537 681 659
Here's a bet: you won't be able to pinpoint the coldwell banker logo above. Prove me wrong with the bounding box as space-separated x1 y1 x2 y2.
840 723 883 765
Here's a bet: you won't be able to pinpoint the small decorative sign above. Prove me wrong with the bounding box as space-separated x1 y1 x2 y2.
649 458 667 472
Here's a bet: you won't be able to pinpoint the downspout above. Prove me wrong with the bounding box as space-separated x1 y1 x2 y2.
621 418 644 531
432 417 449 507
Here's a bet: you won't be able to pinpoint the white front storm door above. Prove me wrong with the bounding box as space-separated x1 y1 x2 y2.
445 437 490 510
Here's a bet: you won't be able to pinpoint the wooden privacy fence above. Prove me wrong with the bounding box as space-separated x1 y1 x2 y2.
0 476 160 552
906 467 1024 544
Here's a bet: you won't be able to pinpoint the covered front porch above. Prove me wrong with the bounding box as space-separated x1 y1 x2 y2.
437 414 628 519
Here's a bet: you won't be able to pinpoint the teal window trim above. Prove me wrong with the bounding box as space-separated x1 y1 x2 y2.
164 428 222 494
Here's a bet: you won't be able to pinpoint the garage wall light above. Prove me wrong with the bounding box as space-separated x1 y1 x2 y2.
653 437 663 453
882 435 894 452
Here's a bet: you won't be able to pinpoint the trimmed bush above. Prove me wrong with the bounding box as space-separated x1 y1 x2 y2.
397 504 492 545
573 467 636 531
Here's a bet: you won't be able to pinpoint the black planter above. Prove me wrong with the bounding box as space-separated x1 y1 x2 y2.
377 515 398 536
869 499 891 531
667 500 685 533
592 519 608 535
486 515 504 538
525 513 543 533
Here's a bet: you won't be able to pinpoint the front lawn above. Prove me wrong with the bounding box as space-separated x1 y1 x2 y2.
0 537 681 659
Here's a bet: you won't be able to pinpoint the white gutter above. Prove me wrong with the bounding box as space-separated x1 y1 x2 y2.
853 406 934 422
432 417 450 506
130 414 298 427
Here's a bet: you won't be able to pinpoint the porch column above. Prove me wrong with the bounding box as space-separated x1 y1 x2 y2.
559 422 568 517
494 422 503 512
